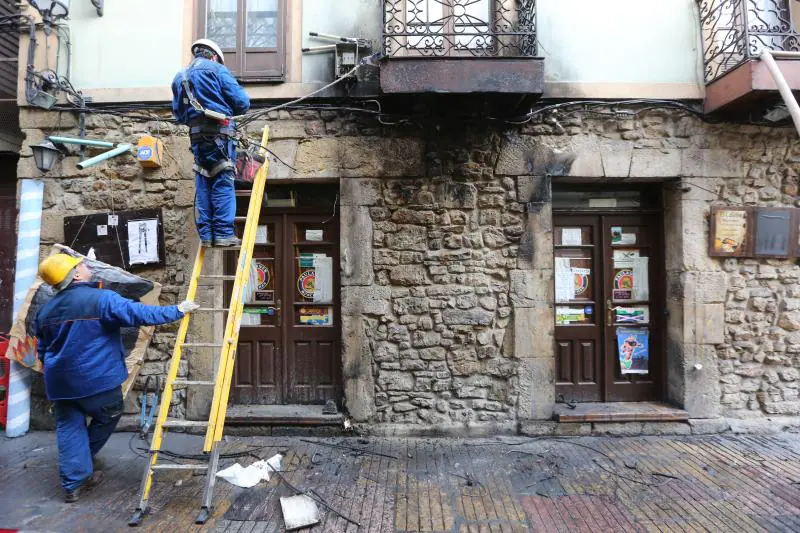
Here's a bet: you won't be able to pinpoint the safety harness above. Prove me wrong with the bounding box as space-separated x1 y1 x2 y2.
181 59 237 178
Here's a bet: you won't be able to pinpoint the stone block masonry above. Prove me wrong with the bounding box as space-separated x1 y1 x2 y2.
17 103 800 431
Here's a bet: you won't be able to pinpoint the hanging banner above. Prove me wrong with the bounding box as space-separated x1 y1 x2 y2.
617 328 649 375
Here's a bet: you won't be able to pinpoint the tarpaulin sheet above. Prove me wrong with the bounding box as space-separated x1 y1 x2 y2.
6 244 162 398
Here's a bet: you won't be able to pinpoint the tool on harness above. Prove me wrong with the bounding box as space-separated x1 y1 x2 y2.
181 60 229 122
139 376 159 439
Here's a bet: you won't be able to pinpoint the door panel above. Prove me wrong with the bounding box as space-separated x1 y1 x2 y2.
554 216 603 402
603 215 662 402
554 212 663 403
230 211 342 406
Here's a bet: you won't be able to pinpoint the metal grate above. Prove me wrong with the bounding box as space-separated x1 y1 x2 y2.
383 0 537 58
698 0 800 83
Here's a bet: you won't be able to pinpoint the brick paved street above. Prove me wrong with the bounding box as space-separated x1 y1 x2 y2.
3 431 800 532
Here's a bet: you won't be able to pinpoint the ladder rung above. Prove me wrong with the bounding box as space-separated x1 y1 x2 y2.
173 380 215 386
151 464 208 471
195 307 230 313
198 275 236 281
162 419 208 429
181 343 224 348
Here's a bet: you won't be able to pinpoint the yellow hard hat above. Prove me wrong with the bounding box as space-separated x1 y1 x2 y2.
39 253 84 287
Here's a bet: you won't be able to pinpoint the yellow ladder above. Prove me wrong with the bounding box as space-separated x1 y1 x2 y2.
129 126 270 527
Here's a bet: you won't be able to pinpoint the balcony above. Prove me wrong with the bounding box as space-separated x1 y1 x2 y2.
380 0 544 95
699 0 800 113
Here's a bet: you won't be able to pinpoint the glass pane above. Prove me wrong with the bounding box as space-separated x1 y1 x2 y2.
242 305 278 326
407 0 445 49
246 0 278 48
243 257 275 304
555 226 592 246
294 251 333 304
551 188 660 209
207 0 237 49
296 306 334 327
555 305 595 326
455 0 490 50
612 249 649 302
554 249 592 303
294 222 333 243
614 305 650 325
610 226 648 247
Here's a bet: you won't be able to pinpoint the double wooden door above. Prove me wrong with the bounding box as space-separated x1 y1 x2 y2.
554 214 664 403
228 213 341 406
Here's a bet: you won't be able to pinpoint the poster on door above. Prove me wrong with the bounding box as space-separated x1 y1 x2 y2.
616 327 649 374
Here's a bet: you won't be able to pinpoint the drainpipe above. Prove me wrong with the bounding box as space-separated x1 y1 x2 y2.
760 49 800 136
76 144 132 170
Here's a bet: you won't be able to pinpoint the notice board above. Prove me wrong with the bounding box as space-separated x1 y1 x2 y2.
64 208 166 270
709 206 800 258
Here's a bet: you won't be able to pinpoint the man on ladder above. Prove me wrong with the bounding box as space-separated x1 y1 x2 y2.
171 39 251 248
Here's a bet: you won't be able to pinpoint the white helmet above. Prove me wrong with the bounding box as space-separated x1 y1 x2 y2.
191 39 225 65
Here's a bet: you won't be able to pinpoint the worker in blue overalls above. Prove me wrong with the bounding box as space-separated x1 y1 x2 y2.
34 254 199 502
171 39 251 247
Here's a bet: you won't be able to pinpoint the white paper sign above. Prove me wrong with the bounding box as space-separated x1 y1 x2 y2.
619 233 637 245
127 219 159 265
561 228 582 246
96 224 108 236
108 214 119 226
306 229 324 241
571 267 591 275
633 257 650 300
555 257 575 302
256 225 268 244
313 256 333 303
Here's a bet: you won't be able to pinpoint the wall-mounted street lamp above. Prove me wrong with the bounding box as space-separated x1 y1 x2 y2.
31 140 64 173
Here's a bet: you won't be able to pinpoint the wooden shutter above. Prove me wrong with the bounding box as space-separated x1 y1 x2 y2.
0 2 20 101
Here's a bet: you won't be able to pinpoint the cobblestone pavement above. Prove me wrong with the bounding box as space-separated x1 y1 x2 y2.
3 431 800 532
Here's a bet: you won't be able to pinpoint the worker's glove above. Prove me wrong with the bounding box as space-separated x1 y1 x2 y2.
178 300 200 314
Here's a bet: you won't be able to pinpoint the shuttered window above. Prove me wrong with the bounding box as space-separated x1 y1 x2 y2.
197 0 286 82
0 2 20 100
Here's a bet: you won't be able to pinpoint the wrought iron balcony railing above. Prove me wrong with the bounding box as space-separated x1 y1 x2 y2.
383 0 537 58
699 0 800 83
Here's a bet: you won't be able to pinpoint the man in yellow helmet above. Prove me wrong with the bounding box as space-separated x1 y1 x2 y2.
35 253 199 503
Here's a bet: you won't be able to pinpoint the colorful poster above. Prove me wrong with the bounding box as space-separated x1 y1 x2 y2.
713 209 747 254
556 306 585 325
299 306 332 326
617 328 649 374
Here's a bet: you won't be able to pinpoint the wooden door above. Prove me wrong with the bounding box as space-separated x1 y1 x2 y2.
0 172 16 332
230 212 341 406
554 214 663 403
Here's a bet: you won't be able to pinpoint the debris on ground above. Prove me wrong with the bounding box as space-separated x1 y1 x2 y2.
216 454 283 488
280 495 320 531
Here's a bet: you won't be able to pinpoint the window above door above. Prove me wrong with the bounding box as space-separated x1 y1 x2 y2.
197 0 286 82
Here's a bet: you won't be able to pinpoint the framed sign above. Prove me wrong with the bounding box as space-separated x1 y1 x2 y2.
709 207 750 257
754 208 796 257
64 208 166 270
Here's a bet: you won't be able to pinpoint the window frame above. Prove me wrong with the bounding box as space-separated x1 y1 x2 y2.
196 0 287 83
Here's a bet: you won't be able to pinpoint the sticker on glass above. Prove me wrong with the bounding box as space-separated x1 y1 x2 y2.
257 263 271 290
297 270 316 299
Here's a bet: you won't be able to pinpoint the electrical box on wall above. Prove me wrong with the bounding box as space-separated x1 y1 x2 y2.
136 136 164 169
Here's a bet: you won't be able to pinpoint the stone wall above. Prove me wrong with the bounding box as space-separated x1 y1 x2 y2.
17 103 800 430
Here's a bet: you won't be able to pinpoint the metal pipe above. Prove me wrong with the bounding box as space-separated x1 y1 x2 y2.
76 143 132 169
764 51 800 59
48 136 115 148
759 50 800 136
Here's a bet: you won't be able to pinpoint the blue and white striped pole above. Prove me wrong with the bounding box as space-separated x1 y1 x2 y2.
6 179 44 437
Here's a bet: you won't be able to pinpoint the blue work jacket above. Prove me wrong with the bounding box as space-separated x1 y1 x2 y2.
171 58 251 125
34 282 184 401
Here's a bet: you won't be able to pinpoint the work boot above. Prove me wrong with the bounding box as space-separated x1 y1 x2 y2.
64 471 104 503
200 240 213 248
214 236 241 247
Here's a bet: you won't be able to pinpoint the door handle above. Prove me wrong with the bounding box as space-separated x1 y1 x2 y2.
276 299 282 327
607 299 613 327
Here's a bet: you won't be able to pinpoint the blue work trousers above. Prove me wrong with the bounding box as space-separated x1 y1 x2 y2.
192 135 236 242
53 386 123 491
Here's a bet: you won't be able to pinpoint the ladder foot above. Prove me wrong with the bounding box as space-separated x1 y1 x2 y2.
195 506 212 524
128 507 149 527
